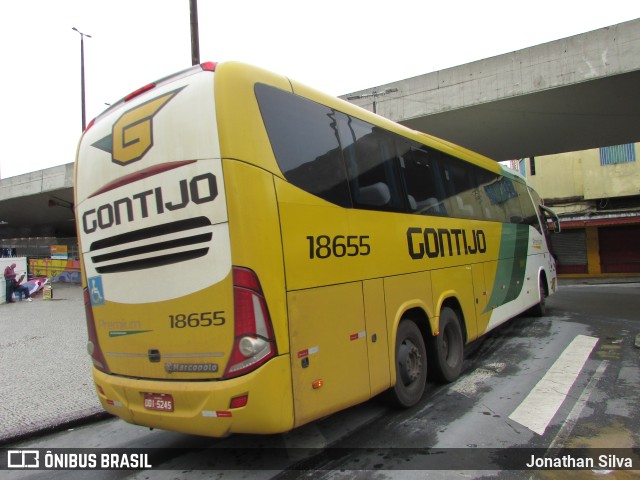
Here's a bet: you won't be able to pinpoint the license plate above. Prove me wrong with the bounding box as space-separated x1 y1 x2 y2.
143 392 174 412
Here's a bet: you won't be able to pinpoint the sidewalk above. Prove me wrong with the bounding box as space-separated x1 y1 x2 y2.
559 275 640 286
0 283 107 445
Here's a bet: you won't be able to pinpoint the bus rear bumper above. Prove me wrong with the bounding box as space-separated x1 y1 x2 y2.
92 354 294 437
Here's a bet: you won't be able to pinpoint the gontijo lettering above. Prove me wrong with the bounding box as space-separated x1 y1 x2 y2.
81 173 217 234
407 227 487 259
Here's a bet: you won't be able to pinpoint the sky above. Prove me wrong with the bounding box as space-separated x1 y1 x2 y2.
0 1 638 179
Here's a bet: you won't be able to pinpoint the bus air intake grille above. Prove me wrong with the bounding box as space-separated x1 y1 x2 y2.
89 217 212 274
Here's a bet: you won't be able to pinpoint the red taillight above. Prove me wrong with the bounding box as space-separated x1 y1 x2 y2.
200 61 217 72
232 267 261 293
224 268 276 379
83 288 110 374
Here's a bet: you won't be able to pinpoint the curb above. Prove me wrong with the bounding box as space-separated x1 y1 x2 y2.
0 411 113 447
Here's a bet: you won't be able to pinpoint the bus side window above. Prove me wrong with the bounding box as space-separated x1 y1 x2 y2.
337 115 405 212
475 169 501 221
398 146 447 216
517 182 542 233
482 176 524 223
439 154 481 220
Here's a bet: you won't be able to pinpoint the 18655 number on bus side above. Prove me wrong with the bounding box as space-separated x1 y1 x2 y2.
306 235 371 259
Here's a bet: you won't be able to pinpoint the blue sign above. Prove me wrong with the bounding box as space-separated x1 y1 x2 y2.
88 276 105 306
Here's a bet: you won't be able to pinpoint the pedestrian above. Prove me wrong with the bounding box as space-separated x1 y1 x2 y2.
3 264 32 303
4 263 17 303
13 273 33 302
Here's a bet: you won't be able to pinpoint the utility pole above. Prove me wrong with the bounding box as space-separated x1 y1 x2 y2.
72 27 92 131
189 0 200 65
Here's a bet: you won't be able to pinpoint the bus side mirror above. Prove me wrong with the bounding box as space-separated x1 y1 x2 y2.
546 217 561 233
540 205 561 233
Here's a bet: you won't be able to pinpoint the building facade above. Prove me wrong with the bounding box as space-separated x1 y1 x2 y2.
513 143 640 275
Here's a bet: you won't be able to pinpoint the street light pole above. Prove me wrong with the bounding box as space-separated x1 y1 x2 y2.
347 88 398 114
189 0 200 65
72 27 91 131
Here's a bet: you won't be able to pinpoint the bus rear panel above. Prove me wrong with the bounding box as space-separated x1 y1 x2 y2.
75 63 294 437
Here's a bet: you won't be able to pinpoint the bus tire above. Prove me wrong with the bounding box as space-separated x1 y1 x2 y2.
386 319 427 408
529 277 547 317
427 307 464 383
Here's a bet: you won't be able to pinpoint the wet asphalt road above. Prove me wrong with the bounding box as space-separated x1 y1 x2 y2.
3 281 640 479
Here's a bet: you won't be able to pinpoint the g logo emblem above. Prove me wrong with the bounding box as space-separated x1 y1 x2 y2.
92 87 184 166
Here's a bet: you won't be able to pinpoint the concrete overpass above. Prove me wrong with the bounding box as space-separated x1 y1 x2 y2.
0 164 76 238
1 18 639 239
342 17 640 161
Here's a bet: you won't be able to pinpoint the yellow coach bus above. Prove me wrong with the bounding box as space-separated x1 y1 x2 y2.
75 61 559 437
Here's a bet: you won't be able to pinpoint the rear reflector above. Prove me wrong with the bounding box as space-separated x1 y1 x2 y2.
229 395 249 409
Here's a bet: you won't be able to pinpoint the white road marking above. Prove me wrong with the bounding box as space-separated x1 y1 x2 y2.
509 334 599 435
548 360 608 448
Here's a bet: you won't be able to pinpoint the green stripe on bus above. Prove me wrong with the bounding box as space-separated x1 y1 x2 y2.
484 224 529 313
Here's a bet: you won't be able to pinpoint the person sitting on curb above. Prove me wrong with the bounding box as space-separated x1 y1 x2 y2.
13 273 33 302
3 265 33 303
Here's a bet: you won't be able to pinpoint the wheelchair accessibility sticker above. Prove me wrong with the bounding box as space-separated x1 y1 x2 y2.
89 276 105 306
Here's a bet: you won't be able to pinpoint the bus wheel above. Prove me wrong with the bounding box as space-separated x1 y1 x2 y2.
428 307 464 383
387 319 427 408
529 277 547 317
